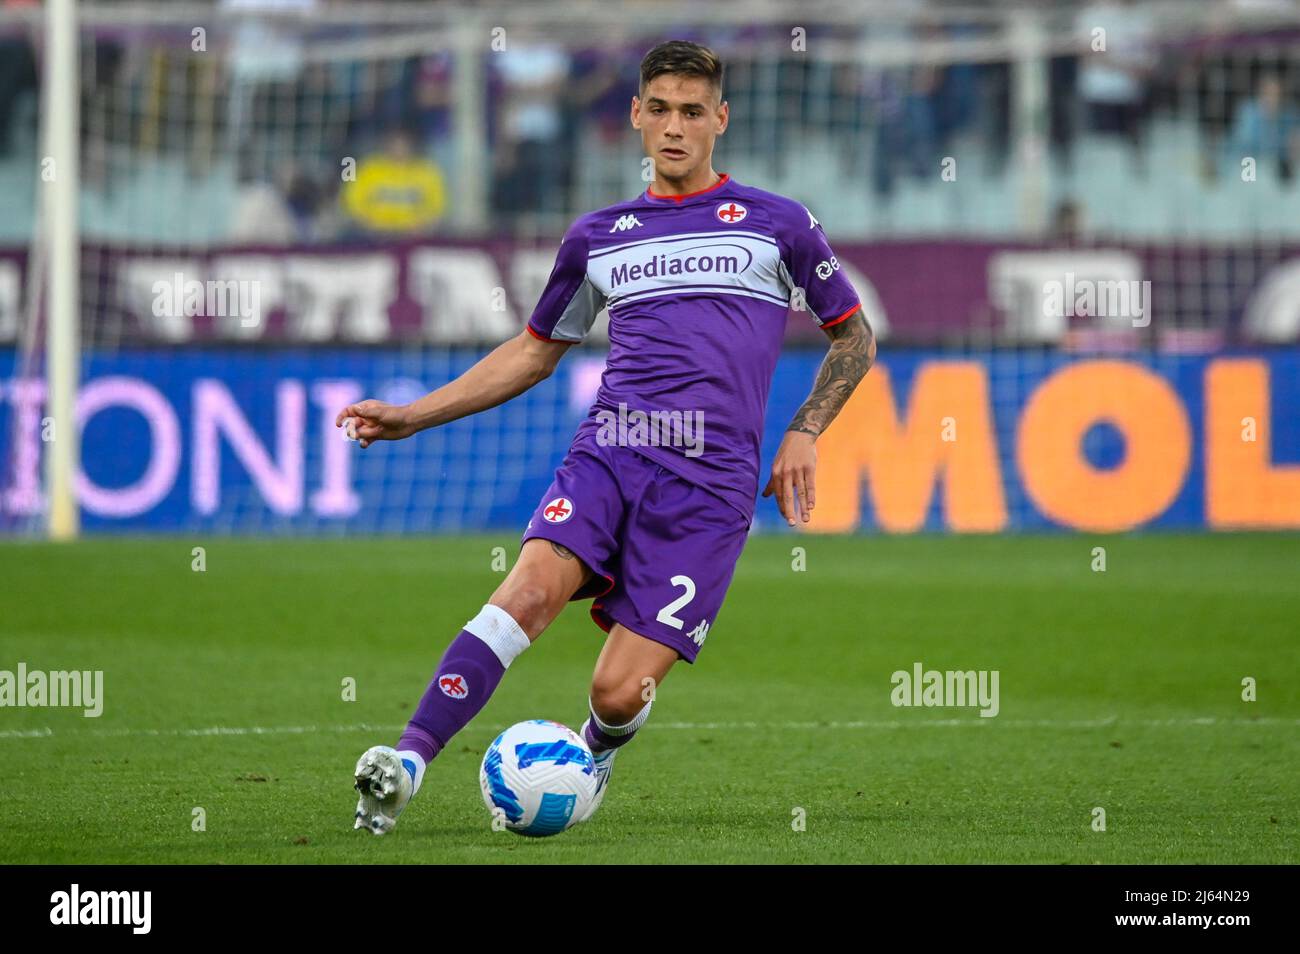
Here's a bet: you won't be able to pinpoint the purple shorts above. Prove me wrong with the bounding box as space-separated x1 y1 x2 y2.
521 438 751 664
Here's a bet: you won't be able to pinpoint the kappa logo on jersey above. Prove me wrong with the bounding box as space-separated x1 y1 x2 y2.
807 207 820 228
609 214 644 233
687 619 711 647
439 673 469 699
542 496 574 523
716 201 747 223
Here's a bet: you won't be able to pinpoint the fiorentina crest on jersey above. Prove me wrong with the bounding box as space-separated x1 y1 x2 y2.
715 201 747 223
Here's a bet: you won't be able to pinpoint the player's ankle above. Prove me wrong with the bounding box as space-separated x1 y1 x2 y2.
397 723 440 766
394 749 427 796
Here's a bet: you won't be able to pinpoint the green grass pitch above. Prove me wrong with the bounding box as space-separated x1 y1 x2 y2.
0 533 1295 864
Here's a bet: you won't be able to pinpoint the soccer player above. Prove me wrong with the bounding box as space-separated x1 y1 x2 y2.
340 39 876 834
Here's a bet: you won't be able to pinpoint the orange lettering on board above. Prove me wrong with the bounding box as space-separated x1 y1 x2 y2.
1017 361 1190 531
1206 359 1300 528
809 362 1006 533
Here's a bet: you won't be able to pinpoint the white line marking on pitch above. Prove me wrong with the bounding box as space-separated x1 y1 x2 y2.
0 716 1295 740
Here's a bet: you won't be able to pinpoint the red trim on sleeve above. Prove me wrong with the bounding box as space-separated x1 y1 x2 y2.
820 303 861 329
526 324 557 342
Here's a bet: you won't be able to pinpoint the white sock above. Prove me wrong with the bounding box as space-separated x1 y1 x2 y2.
590 695 653 737
395 749 427 796
464 603 532 668
585 696 653 754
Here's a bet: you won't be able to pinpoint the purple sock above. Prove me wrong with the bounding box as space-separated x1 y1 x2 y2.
397 605 531 764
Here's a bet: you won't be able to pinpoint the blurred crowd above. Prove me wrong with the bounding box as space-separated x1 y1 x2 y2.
0 0 1296 242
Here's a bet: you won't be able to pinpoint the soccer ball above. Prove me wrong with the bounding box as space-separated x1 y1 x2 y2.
479 719 597 837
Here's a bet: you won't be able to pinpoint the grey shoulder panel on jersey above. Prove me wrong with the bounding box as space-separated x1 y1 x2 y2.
776 258 824 324
551 276 608 342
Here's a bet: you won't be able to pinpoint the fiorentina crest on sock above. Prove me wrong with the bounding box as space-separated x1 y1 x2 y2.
438 673 469 699
479 720 597 836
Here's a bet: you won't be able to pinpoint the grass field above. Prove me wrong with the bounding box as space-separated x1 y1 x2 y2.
0 533 1295 864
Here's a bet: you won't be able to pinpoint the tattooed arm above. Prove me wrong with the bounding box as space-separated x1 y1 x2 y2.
762 309 876 525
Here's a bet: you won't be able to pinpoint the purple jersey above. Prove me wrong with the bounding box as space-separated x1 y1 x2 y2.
527 172 861 519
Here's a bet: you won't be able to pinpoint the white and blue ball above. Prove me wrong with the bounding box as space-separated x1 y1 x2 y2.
479 719 597 836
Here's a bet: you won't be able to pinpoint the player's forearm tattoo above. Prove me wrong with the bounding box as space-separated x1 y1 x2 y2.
549 541 577 561
787 311 876 439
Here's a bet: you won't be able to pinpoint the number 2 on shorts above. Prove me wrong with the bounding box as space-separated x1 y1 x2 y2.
656 575 696 630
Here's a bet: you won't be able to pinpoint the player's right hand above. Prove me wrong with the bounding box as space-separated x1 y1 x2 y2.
335 400 417 448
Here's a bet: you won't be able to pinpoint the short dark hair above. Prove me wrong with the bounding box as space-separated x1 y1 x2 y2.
639 40 724 102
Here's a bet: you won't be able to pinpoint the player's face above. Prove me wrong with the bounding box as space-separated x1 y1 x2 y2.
631 75 728 182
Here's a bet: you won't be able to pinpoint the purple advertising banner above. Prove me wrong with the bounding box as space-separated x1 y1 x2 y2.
0 237 1297 347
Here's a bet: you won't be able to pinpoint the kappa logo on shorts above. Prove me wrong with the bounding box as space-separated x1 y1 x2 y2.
438 673 469 699
688 619 711 647
542 497 574 524
715 201 747 223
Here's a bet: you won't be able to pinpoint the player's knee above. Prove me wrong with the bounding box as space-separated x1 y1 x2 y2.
490 578 562 638
588 675 649 726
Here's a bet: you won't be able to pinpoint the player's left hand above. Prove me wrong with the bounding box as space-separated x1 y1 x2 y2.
762 430 817 526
